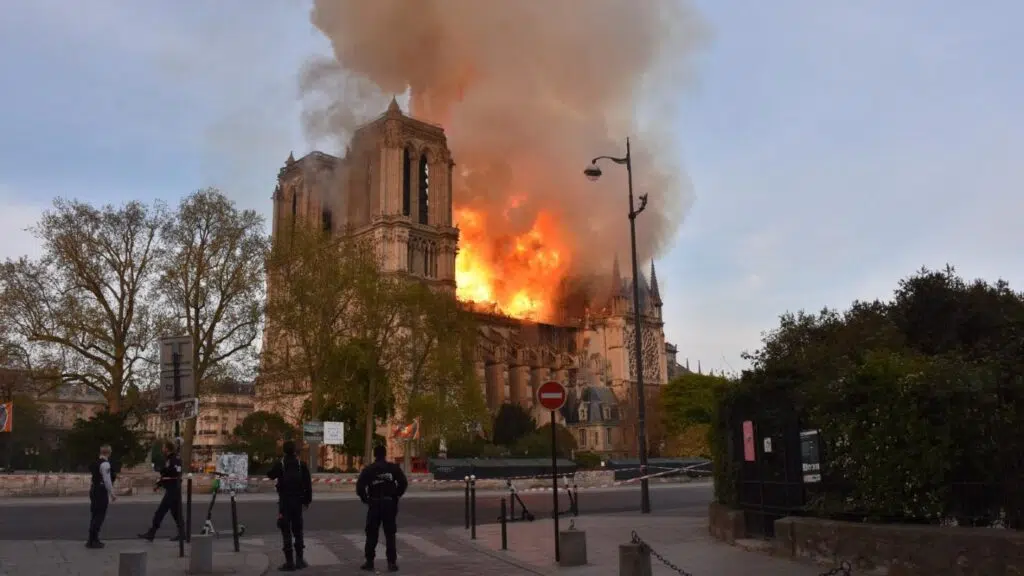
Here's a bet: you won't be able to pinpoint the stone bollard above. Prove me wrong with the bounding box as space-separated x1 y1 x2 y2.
118 550 147 576
619 542 652 576
558 524 587 567
189 533 215 574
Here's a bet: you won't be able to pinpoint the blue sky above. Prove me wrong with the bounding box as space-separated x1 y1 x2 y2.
1 1 1022 374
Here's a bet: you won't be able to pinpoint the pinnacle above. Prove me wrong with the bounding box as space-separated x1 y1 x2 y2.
387 96 402 115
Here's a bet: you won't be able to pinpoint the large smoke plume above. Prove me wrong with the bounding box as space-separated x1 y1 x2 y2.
301 0 706 298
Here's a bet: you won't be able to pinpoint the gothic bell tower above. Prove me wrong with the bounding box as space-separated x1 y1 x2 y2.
271 98 459 293
351 98 459 292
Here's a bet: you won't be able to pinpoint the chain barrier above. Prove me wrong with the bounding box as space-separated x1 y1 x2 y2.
630 531 852 576
630 531 694 576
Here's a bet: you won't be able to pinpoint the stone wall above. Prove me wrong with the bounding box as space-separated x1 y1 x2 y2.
772 516 1024 575
0 469 652 497
707 501 746 544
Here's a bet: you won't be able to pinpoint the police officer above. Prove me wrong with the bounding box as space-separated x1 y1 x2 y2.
138 440 183 541
267 440 312 571
356 444 408 572
86 444 117 548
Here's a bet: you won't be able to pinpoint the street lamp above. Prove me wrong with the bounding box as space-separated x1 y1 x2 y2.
583 137 652 514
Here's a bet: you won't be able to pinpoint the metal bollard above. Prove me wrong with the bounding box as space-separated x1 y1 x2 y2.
177 481 185 558
230 492 240 552
508 480 516 520
470 475 477 540
500 497 508 550
572 478 579 516
185 475 193 543
464 476 470 530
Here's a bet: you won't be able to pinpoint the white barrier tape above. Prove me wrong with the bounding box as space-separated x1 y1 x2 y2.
614 464 712 485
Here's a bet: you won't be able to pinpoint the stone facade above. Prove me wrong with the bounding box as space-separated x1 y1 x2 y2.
259 101 677 460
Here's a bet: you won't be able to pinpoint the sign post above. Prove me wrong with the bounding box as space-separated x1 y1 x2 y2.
160 335 193 560
537 380 567 563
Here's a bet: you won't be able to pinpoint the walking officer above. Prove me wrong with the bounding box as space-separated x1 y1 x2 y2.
267 440 313 571
356 444 408 572
138 439 184 541
86 444 117 548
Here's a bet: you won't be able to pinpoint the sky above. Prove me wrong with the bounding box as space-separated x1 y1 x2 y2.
1 1 1022 374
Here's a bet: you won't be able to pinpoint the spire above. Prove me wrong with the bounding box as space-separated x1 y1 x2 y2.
611 254 623 290
698 360 702 375
649 260 662 306
685 358 690 371
286 151 295 165
387 96 402 116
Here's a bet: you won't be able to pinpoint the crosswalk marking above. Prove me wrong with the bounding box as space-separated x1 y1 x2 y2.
397 533 454 558
302 538 340 566
340 532 403 559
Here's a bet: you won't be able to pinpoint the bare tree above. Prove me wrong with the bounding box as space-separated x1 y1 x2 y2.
0 199 165 412
159 188 268 466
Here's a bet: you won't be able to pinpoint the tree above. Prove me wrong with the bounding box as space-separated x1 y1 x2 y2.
65 410 147 471
159 189 268 466
513 423 577 459
491 403 536 447
399 282 488 448
261 223 366 424
660 371 729 456
0 199 165 412
229 411 297 471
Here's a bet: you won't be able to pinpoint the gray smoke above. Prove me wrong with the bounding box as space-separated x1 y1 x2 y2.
301 0 706 306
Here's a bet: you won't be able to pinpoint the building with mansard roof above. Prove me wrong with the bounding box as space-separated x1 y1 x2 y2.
258 100 680 460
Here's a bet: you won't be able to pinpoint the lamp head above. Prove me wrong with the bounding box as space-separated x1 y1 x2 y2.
583 164 602 182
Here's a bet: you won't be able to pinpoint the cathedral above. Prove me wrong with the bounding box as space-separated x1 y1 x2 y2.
261 100 679 460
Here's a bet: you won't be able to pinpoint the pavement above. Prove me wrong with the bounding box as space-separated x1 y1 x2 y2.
0 516 832 576
0 483 714 540
449 511 830 576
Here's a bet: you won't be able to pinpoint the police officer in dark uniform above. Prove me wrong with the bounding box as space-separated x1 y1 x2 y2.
356 444 408 572
267 440 313 572
86 444 117 548
138 440 184 541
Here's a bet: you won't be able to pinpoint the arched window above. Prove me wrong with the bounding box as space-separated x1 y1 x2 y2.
418 154 429 225
407 242 415 273
402 148 412 216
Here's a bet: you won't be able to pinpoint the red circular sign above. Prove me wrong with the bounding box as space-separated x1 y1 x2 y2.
537 381 567 411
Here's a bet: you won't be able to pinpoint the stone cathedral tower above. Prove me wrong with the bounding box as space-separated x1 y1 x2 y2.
271 98 459 292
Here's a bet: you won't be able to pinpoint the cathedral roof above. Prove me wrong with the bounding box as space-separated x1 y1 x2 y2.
563 385 620 425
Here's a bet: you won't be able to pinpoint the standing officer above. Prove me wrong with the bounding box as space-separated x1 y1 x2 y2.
356 444 408 572
138 440 183 541
86 444 117 548
267 440 313 571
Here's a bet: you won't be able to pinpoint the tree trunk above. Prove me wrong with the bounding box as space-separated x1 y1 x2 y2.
105 389 121 413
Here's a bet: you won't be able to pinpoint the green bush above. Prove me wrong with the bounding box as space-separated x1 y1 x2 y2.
573 451 602 469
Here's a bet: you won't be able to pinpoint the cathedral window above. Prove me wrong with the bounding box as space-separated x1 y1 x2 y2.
407 243 415 273
578 429 586 447
402 148 412 216
321 209 332 234
290 189 297 219
418 154 429 225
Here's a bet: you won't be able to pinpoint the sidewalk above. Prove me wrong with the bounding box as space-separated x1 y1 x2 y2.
449 512 829 575
0 538 269 575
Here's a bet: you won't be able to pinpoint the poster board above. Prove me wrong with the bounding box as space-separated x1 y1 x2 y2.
215 453 249 492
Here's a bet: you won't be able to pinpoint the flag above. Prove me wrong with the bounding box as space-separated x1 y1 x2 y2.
392 418 420 441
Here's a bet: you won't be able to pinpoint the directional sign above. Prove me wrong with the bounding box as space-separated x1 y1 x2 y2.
159 335 195 402
159 398 199 423
537 381 567 411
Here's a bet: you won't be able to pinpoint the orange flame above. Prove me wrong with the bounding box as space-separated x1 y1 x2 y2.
455 206 569 321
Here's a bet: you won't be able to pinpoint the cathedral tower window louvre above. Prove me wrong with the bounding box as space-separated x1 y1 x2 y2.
419 154 429 225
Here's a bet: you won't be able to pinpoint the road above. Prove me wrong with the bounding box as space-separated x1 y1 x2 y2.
0 483 712 541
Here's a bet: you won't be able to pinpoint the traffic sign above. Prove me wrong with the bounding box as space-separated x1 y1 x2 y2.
537 381 567 411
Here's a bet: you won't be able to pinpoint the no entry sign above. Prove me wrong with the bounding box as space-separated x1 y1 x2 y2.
537 381 567 411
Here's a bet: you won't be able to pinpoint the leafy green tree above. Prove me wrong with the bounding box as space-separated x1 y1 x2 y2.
513 423 576 458
229 411 297 470
65 411 147 471
491 403 536 447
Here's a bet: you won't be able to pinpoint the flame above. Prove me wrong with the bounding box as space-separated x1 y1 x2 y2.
455 206 569 321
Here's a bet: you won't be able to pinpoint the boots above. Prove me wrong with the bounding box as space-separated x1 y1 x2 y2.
295 548 308 569
137 530 156 542
279 549 296 572
359 560 374 571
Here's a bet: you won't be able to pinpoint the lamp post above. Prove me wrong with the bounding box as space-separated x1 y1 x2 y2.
584 137 651 514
